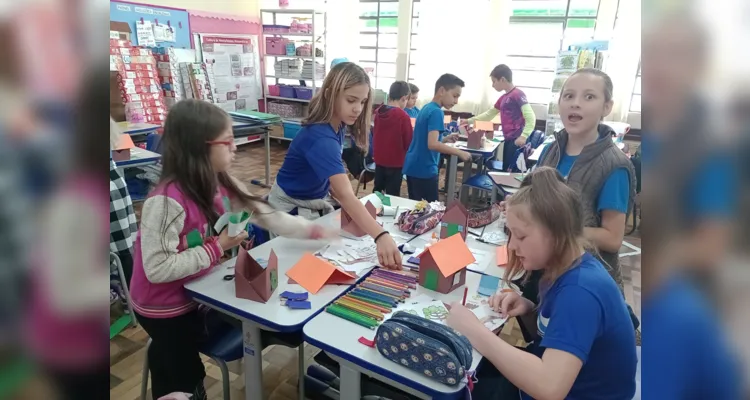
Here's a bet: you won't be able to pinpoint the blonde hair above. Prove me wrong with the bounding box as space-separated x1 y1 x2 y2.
502 167 594 297
304 62 372 149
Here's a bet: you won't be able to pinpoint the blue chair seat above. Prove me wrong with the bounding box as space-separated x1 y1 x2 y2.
462 173 496 191
486 160 503 172
365 162 376 172
200 327 243 362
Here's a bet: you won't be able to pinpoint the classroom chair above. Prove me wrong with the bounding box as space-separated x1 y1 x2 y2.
141 327 243 400
355 161 377 196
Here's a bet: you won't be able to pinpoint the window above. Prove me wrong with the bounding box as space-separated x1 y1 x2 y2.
630 62 641 112
506 0 601 104
407 0 420 82
359 0 400 91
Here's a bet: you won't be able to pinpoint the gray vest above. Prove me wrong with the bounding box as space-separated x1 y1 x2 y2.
538 125 636 287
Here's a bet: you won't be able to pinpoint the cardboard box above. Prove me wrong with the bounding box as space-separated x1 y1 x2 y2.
121 92 163 103
110 21 132 42
120 70 156 80
121 63 154 72
269 124 283 138
117 77 159 88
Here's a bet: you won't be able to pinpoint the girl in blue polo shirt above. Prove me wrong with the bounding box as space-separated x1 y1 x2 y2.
447 167 637 400
268 62 402 268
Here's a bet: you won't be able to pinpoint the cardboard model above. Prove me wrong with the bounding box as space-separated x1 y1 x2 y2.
440 202 469 240
341 201 377 237
418 234 475 294
467 130 485 150
235 243 278 303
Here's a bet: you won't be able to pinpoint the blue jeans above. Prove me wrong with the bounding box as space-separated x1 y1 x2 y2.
406 175 439 202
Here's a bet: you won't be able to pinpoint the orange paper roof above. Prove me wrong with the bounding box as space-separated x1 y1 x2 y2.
423 234 475 277
115 134 135 150
496 245 509 266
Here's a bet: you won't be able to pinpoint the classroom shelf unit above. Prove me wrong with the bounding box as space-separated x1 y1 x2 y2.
261 9 326 140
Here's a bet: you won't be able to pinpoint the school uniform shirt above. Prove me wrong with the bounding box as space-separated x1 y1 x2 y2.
524 252 637 400
404 106 420 118
496 87 530 141
643 274 741 399
372 105 413 168
539 131 631 215
276 123 346 200
403 102 445 179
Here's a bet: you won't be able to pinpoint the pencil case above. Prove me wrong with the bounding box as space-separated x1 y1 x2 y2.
375 311 472 386
397 208 443 235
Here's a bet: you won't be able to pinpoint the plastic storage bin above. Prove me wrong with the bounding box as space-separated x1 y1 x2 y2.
283 122 302 140
279 85 296 98
268 85 280 96
294 87 313 100
285 42 296 56
265 37 289 55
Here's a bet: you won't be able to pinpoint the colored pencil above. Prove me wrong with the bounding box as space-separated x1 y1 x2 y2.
334 299 384 320
349 291 397 308
358 287 403 303
346 292 394 309
371 272 417 288
462 287 468 306
366 277 411 293
353 288 400 305
361 282 407 298
374 269 418 282
342 295 392 313
327 304 378 329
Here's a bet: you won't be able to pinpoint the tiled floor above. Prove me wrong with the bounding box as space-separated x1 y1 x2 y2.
108 140 641 400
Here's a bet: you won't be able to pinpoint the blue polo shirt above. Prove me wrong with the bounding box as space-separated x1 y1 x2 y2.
404 106 420 118
523 252 637 400
276 123 346 200
403 102 445 179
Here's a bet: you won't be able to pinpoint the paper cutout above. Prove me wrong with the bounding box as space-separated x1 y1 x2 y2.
286 253 357 294
474 120 494 132
112 134 135 162
228 211 251 236
444 115 452 124
417 234 475 294
374 191 391 206
341 201 377 237
478 275 501 296
496 245 509 266
235 244 278 303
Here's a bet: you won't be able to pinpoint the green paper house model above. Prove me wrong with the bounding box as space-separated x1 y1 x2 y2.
439 202 469 241
418 234 475 294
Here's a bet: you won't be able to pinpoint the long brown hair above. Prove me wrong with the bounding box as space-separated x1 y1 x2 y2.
159 99 262 231
304 62 372 149
502 167 594 294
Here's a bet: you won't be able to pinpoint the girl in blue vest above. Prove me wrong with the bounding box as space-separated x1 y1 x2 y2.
268 62 402 268
447 167 637 400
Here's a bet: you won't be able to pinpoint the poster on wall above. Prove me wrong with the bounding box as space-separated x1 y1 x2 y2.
200 35 261 112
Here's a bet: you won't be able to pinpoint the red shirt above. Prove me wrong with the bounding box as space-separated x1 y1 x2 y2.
373 106 413 168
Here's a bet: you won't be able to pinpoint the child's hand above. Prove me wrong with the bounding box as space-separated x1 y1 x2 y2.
376 235 402 269
446 302 482 335
442 133 460 143
489 289 532 318
218 229 249 251
458 150 472 162
514 136 527 147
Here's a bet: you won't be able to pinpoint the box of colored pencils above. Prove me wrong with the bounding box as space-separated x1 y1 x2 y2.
325 268 419 329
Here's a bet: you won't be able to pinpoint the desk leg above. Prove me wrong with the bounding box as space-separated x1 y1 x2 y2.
338 362 362 400
264 130 271 185
446 155 458 206
491 184 498 203
297 344 305 400
242 321 265 400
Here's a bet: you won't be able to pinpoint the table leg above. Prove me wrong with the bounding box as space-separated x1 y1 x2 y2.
338 361 362 400
297 344 305 400
264 130 271 185
463 156 474 201
491 184 498 203
446 155 458 206
242 321 265 400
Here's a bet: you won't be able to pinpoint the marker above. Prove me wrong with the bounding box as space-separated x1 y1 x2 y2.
462 287 468 306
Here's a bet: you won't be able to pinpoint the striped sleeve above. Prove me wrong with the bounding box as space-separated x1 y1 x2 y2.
140 195 219 283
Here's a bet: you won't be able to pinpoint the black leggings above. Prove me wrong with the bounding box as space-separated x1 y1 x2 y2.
137 310 211 400
472 352 525 399
45 362 110 400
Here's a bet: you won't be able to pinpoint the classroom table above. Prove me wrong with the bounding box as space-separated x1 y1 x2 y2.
232 120 273 185
117 121 161 137
445 140 503 205
116 147 162 170
303 271 487 400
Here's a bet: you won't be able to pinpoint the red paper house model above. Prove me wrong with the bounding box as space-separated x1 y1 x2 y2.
235 243 279 303
418 234 476 294
440 202 469 240
467 130 485 150
341 201 377 237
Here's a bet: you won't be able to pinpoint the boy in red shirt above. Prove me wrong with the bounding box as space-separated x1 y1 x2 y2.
372 81 413 195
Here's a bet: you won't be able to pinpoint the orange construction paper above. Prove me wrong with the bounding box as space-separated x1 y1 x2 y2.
496 245 509 266
444 115 452 124
410 118 416 128
423 234 475 277
474 120 494 132
286 253 356 294
115 134 135 150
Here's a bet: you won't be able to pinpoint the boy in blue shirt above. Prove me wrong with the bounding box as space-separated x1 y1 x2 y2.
404 83 421 118
402 74 471 202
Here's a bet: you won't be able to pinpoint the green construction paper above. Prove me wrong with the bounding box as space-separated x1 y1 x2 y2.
375 191 391 206
229 211 250 224
270 269 278 292
424 270 439 291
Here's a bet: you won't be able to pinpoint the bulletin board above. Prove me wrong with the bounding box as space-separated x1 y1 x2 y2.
110 1 191 48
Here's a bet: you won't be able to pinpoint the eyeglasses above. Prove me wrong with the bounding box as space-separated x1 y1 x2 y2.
206 139 234 146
